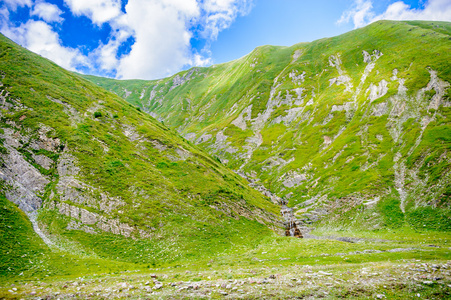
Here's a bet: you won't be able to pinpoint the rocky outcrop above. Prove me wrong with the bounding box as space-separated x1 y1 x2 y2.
51 201 135 237
0 123 51 212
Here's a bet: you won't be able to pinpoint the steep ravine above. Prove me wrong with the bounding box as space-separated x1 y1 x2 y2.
237 171 304 237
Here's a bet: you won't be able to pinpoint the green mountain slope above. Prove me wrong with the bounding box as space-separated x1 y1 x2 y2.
0 33 282 278
85 20 451 231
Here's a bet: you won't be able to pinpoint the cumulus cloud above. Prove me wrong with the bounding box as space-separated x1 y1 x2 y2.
96 0 253 79
3 0 32 11
114 0 199 79
1 19 90 72
63 0 122 25
31 1 63 23
337 0 374 28
191 53 212 67
1 0 254 79
373 0 451 23
202 0 253 40
339 0 451 28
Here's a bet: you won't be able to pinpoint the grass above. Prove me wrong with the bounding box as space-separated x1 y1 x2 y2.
84 20 451 222
1 193 450 298
1 21 451 299
0 31 282 283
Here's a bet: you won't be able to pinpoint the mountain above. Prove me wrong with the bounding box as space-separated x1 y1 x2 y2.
1 20 451 299
85 20 451 232
0 32 282 279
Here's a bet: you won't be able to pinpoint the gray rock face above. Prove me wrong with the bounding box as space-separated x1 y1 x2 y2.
53 151 135 237
372 102 388 116
0 147 49 212
55 201 135 237
2 128 22 148
425 69 450 110
292 49 303 61
47 96 81 126
175 148 191 160
56 154 125 213
3 148 49 192
329 54 353 93
151 140 167 152
289 70 305 85
170 69 197 91
195 133 212 144
184 132 197 141
367 80 388 102
122 124 141 142
331 102 353 112
30 126 60 152
231 105 252 130
57 152 80 177
0 94 140 240
97 216 135 237
32 153 53 170
282 171 308 188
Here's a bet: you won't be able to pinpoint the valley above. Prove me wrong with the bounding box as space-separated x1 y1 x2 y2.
0 20 450 299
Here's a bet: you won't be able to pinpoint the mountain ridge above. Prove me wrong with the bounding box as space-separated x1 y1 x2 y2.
84 20 451 232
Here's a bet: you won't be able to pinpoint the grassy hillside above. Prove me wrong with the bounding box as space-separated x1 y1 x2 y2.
1 20 451 299
85 20 451 232
0 32 282 280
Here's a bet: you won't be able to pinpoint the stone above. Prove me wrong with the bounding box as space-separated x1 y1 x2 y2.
80 208 97 225
1 146 48 212
281 171 307 188
32 154 53 170
372 102 387 116
318 271 332 276
57 152 80 177
367 80 388 102
153 283 163 290
195 133 212 144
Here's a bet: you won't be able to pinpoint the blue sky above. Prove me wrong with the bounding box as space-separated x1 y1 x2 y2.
1 0 450 80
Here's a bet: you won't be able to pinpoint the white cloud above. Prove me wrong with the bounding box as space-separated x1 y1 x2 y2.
191 53 212 67
201 0 253 40
31 1 63 23
373 0 451 23
76 0 254 79
63 0 122 25
337 0 373 28
1 20 90 72
339 0 451 28
108 0 252 79
1 0 254 79
115 0 199 79
3 0 32 11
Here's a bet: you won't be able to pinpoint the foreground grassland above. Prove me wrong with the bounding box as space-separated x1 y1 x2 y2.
1 229 450 299
1 187 450 299
1 192 450 299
